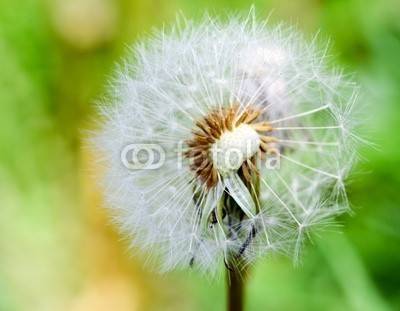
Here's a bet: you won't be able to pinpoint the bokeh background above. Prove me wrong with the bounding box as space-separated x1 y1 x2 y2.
1 0 399 310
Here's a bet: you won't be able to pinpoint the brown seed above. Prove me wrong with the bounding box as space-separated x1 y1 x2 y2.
260 141 270 152
196 120 212 136
205 167 218 189
195 158 210 173
244 109 261 123
199 161 213 180
257 149 266 161
242 162 252 182
204 115 219 131
235 109 250 126
251 122 273 132
226 106 236 131
260 135 277 143
247 159 260 176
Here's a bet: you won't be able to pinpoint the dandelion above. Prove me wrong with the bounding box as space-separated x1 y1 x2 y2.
93 9 362 310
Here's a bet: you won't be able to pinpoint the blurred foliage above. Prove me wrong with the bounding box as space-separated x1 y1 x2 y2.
0 0 399 310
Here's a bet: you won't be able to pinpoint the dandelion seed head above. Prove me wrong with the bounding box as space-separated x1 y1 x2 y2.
93 10 363 276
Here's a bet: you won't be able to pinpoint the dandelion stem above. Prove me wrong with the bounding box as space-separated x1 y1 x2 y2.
225 168 256 311
227 266 246 311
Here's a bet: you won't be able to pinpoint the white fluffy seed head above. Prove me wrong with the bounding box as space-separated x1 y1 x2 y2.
211 124 260 175
93 9 363 277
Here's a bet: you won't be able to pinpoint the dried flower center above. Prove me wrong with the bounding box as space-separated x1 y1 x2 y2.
185 104 276 189
210 124 260 174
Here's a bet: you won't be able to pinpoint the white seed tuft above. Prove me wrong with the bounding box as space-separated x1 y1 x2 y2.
92 10 363 276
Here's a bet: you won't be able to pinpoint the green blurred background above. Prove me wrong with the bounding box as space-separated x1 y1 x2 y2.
1 0 399 310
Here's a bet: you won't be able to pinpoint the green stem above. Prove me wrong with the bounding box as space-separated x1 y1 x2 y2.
225 163 257 311
227 267 245 311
